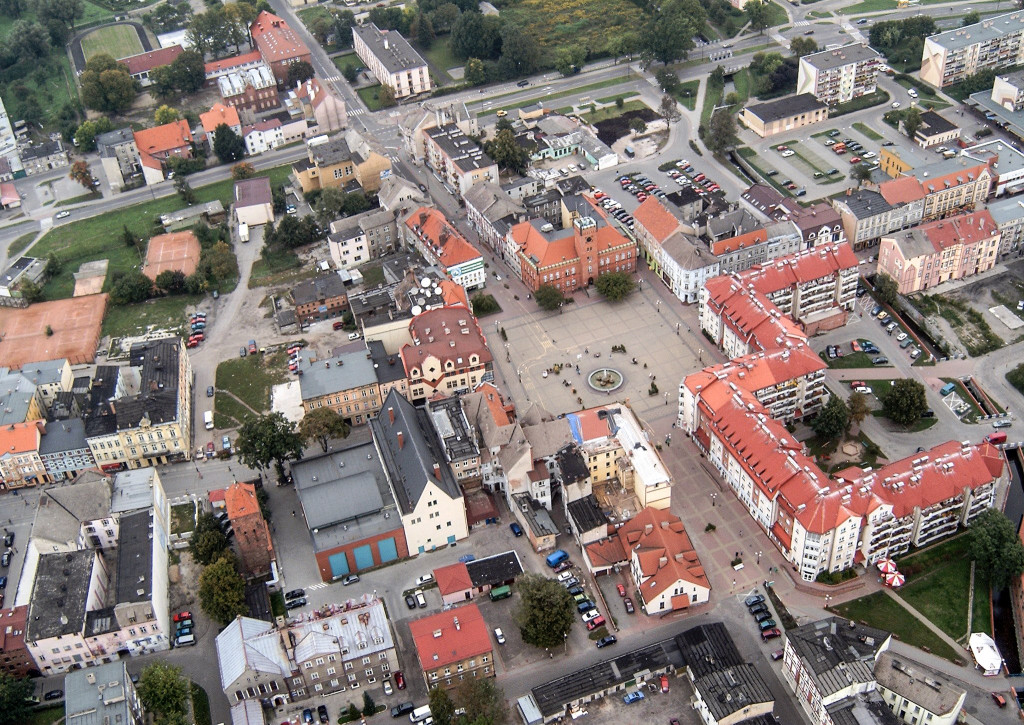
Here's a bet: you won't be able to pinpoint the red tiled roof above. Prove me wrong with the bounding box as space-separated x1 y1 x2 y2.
409 603 491 671
224 481 261 518
737 244 859 296
401 307 493 374
913 210 998 253
585 536 625 568
439 279 470 309
0 421 42 455
619 508 709 598
205 50 263 75
434 562 472 595
250 11 310 64
134 120 193 156
120 45 183 75
200 103 241 134
879 175 925 205
684 343 826 401
208 488 226 504
632 196 682 243
0 182 19 205
406 207 482 268
711 227 767 256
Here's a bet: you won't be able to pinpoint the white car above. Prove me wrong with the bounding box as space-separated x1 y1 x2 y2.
55 210 71 220
781 150 795 158
557 571 575 582
415 573 434 586
494 628 506 644
896 332 908 342
568 164 578 172
383 680 393 695
862 151 877 159
908 88 918 98
891 101 901 108
854 386 871 394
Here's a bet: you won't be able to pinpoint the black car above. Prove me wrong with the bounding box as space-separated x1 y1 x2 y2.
872 357 889 365
744 594 764 607
0 551 9 568
3 532 13 548
595 635 617 648
755 610 774 623
206 386 215 397
749 603 768 616
517 79 530 87
285 597 307 610
44 690 64 701
567 586 584 597
318 704 329 724
285 589 305 601
391 702 415 718
405 594 417 610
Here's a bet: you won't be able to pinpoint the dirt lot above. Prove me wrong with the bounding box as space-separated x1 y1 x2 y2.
595 108 660 147
953 259 1024 316
0 293 107 367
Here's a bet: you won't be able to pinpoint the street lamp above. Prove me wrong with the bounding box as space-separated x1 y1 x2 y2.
710 492 718 507
756 550 763 565
824 594 833 610
563 631 568 655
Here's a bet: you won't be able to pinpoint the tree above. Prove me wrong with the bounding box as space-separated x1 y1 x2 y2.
513 573 575 649
378 85 397 108
430 3 460 33
73 117 114 152
811 395 850 440
155 269 187 294
0 0 27 18
497 23 540 78
174 175 197 205
534 284 564 311
201 240 238 282
287 60 315 86
660 94 681 125
213 123 245 163
629 117 647 135
362 692 376 717
171 49 206 94
451 12 502 60
69 160 99 192
656 69 681 94
154 105 180 125
852 163 873 185
0 673 33 725
334 9 357 48
198 554 247 625
555 45 586 76
80 54 138 114
299 407 350 453
704 109 737 154
411 12 435 48
454 678 508 725
138 663 189 721
471 293 500 316
308 13 334 45
962 10 981 26
848 392 870 430
190 527 229 565
970 508 1024 591
236 411 304 480
902 106 923 139
37 0 83 31
639 0 703 66
874 272 899 306
17 278 43 303
789 36 818 57
883 379 927 427
232 162 256 180
484 128 530 174
346 704 361 722
110 271 153 305
745 0 772 34
594 271 636 302
11 20 49 60
429 687 456 725
464 57 486 86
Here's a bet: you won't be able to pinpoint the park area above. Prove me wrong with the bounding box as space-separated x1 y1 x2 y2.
213 351 291 430
79 23 145 62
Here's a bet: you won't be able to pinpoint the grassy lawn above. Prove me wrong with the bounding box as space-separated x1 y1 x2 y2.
33 165 292 301
821 351 880 369
358 262 385 288
191 681 212 725
764 0 789 26
270 590 286 618
500 0 644 59
214 351 290 418
700 81 724 127
737 147 794 196
829 592 964 663
357 84 388 112
25 706 64 725
595 91 638 104
56 190 103 206
101 294 200 339
482 76 632 116
582 100 648 124
333 53 362 76
79 23 144 62
832 89 890 117
852 122 883 141
972 577 992 636
839 0 896 13
213 392 256 430
249 249 317 289
171 501 196 535
421 35 460 79
6 231 36 258
674 80 699 111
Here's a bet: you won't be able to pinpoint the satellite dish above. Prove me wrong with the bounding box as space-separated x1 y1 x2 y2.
433 286 441 295
420 278 431 288
412 305 422 316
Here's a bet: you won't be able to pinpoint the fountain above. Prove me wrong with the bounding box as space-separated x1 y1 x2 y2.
587 368 624 393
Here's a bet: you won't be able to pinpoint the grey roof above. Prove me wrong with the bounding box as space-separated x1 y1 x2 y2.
310 136 354 166
567 494 607 533
985 195 1024 225
297 349 378 401
425 124 496 174
675 623 745 677
20 358 67 387
968 88 1024 140
693 663 774 722
556 444 589 484
65 661 137 725
367 339 406 385
116 509 153 604
26 549 96 640
118 338 181 429
926 10 1024 52
111 468 157 513
828 693 902 725
965 139 1024 176
706 208 760 242
555 175 592 196
916 110 959 139
0 369 37 426
234 177 272 207
512 493 557 537
522 418 573 460
370 389 463 515
20 140 65 161
95 127 135 153
353 23 428 74
465 550 523 588
215 616 290 691
463 182 526 224
874 651 965 717
427 396 479 464
34 474 112 545
802 43 880 71
662 231 714 271
38 418 89 455
746 93 827 123
787 617 891 698
291 272 348 305
833 189 894 219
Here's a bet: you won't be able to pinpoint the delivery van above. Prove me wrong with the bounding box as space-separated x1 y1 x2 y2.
204 411 214 430
546 550 569 568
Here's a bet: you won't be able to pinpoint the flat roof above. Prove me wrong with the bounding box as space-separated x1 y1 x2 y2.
353 24 428 74
746 93 826 123
465 551 523 588
927 10 1024 52
802 44 880 71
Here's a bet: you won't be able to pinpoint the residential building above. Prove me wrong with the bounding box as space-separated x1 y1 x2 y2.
877 210 1000 294
914 110 961 149
292 132 391 194
399 306 493 404
96 127 139 191
29 471 113 555
215 617 291 707
249 11 312 85
21 357 72 410
142 230 200 282
218 66 280 120
409 603 493 690
797 44 882 105
285 79 347 135
984 194 1024 256
964 138 1024 196
426 396 481 484
291 273 349 326
677 624 775 725
464 182 527 254
225 481 274 577
243 119 285 155
328 207 397 269
199 103 242 149
0 607 35 678
740 93 829 138
297 349 381 425
879 156 991 221
353 24 432 99
423 124 498 198
65 661 145 725
0 94 22 179
874 651 966 725
782 618 892 725
38 418 95 482
0 421 47 488
370 389 469 553
18 140 69 176
119 46 183 87
631 195 718 304
403 207 485 291
920 11 1024 88
133 120 193 185
0 182 19 209
769 198 846 249
204 51 265 82
832 188 921 250
234 177 274 226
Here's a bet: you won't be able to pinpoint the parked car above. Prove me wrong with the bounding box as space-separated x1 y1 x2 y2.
744 594 764 607
206 385 214 397
872 357 889 365
992 692 1007 708
173 611 192 622
758 619 778 631
44 690 64 701
494 628 506 644
585 616 607 631
568 586 585 597
391 702 415 718
755 611 774 623
415 573 434 586
623 691 645 704
318 705 329 723
342 574 360 586
771 648 785 661
660 675 669 693
624 597 635 614
405 594 417 609
749 603 768 615
285 589 305 601
0 552 9 568
562 578 579 589
761 628 782 641
596 635 617 648
509 522 524 537
302 709 313 724
286 597 307 610
395 671 405 689
415 589 427 608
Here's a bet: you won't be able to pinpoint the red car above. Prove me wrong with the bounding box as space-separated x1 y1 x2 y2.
173 611 192 623
849 156 861 164
585 616 606 631
776 145 788 151
394 671 405 690
617 584 626 597
206 442 215 457
660 675 669 693
761 628 782 641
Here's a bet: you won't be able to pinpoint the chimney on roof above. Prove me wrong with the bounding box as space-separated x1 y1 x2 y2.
388 407 394 424
397 431 404 450
433 462 441 478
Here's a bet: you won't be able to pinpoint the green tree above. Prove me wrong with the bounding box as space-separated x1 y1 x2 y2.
450 12 502 60
236 411 304 480
154 105 180 125
299 407 350 453
79 54 138 114
334 9 357 48
789 36 818 57
497 23 540 78
811 395 850 440
745 0 772 34
429 3 460 33
874 272 899 305
902 106 923 139
362 692 376 716
110 271 153 305
411 12 435 48
852 162 873 185
0 673 33 725
346 704 361 721
883 379 927 427
970 508 1024 591
138 663 189 720
639 0 704 66
36 0 83 31
74 117 115 152
656 68 681 94
171 49 207 94
379 85 397 108
155 269 186 294
198 553 247 625
201 240 239 282
429 687 456 725
308 13 333 44
12 20 49 61
704 109 737 154
555 45 586 76
962 10 981 26
484 128 530 174
534 284 563 311
190 527 229 566
463 57 486 86
629 117 647 135
17 278 43 303
513 573 575 649
454 678 508 725
848 391 871 429
213 123 245 163
660 94 681 125
69 160 99 192
594 271 636 302
231 162 256 180
287 60 316 86
471 293 500 316
175 175 197 205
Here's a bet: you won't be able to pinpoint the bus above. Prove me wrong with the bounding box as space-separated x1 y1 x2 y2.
489 585 512 602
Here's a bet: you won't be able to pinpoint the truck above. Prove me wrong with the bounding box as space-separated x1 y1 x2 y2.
985 431 1007 445
238 223 249 243
204 410 214 430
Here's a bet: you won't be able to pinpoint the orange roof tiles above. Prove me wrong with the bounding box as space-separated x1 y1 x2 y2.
200 103 241 134
205 51 263 75
711 227 767 256
134 120 193 157
406 207 482 268
401 307 493 373
224 481 261 518
434 562 472 595
618 508 709 596
409 603 491 671
913 210 998 253
879 176 925 205
120 45 183 75
632 197 682 243
250 11 310 64
684 343 826 401
0 421 42 456
477 382 513 426
585 536 626 568
439 279 469 309
737 244 859 296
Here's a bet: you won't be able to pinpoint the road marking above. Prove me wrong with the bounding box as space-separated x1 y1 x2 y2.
348 108 366 116
323 74 341 82
307 582 328 591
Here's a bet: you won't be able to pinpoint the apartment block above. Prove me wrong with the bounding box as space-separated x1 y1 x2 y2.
0 607 34 678
426 396 482 484
353 24 432 99
920 11 1024 88
403 207 485 291
217 65 280 118
250 11 311 84
398 306 493 404
880 156 992 221
298 349 382 425
327 208 396 269
409 604 493 690
798 44 882 105
874 651 966 725
96 128 139 191
293 132 391 194
984 193 1024 256
831 188 921 250
423 124 497 198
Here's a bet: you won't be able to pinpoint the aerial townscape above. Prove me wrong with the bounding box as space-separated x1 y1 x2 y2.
5 0 1024 723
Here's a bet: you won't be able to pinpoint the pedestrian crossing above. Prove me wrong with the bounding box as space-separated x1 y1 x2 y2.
793 20 809 26
323 74 341 82
307 582 328 591
349 108 366 116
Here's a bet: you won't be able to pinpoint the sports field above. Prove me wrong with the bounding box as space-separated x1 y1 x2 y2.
80 24 144 62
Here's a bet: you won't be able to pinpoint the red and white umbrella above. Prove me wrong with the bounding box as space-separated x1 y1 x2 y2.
885 572 906 588
876 558 898 574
